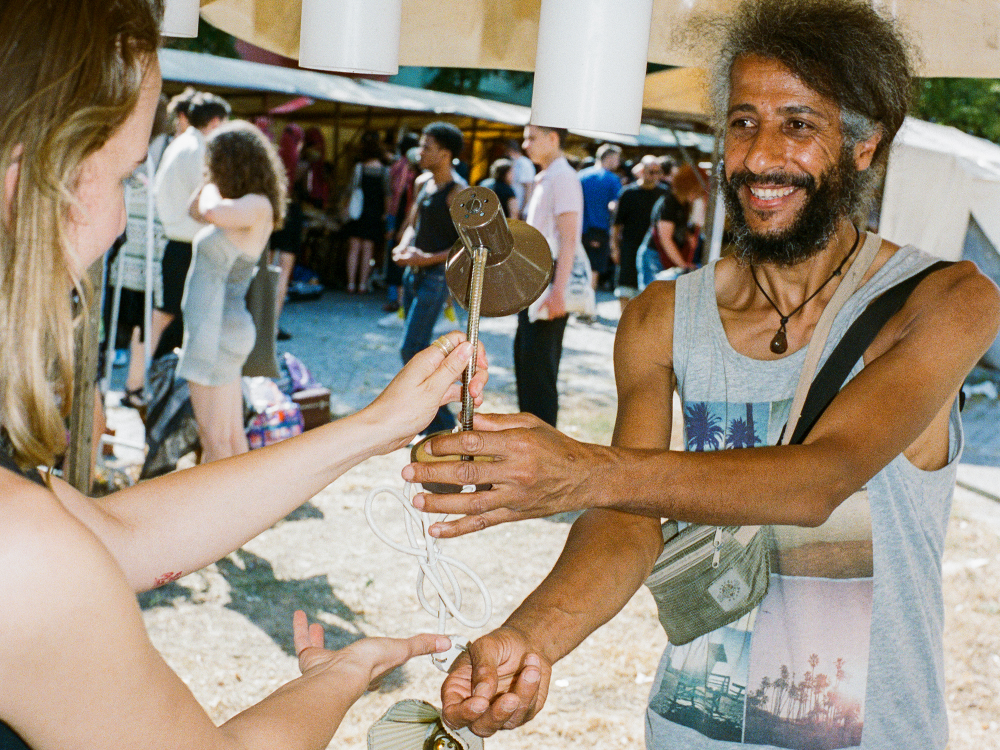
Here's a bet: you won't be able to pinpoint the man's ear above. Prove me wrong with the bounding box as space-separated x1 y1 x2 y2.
3 145 22 222
853 129 882 171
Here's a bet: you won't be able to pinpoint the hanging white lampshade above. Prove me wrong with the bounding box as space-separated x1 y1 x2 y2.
530 0 654 136
161 0 200 38
299 0 404 75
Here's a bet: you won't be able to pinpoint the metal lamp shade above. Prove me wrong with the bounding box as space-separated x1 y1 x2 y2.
445 186 553 318
299 0 403 75
162 0 200 38
530 0 655 136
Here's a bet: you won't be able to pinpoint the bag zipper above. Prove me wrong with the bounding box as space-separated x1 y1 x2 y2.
646 526 722 586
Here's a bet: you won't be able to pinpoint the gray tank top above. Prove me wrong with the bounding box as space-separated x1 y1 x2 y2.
645 245 961 750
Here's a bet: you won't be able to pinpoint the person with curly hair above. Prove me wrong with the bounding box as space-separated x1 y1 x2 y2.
411 2 1000 749
178 120 286 462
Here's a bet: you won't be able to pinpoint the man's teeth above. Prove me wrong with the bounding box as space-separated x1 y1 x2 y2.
749 185 796 200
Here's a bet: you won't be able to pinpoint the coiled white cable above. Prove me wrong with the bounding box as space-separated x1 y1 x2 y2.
365 483 492 669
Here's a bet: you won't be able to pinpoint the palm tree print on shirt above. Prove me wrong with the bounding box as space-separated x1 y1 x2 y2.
685 401 765 452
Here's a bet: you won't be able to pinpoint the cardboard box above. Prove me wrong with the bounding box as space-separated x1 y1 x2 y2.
292 386 331 431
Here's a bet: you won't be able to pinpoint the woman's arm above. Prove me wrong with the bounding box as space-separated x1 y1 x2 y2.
654 220 691 269
52 333 486 592
190 182 271 230
0 483 445 750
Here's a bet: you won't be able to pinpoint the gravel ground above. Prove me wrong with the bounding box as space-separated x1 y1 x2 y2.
106 292 1000 749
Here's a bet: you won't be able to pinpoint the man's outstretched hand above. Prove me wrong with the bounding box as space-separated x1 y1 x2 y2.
401 413 615 538
441 627 551 737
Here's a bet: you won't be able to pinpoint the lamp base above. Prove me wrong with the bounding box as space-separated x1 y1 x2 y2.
410 431 491 494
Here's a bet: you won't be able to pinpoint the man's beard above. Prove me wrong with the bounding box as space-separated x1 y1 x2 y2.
722 147 865 267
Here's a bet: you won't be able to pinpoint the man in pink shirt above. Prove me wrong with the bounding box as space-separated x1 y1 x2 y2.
514 125 583 427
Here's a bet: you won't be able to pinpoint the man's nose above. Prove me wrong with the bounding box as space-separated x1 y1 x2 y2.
741 126 788 176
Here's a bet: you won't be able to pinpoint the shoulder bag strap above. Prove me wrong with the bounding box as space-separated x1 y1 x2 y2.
789 258 953 445
780 231 885 446
737 232 882 542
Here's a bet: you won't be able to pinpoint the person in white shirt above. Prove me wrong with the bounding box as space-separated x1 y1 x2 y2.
512 125 583 427
150 92 230 356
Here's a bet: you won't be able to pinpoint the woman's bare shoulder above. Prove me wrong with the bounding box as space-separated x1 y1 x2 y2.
0 471 127 613
0 473 204 748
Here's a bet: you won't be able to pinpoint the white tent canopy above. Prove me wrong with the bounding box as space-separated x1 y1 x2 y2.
881 117 1000 263
880 116 1000 367
159 48 715 151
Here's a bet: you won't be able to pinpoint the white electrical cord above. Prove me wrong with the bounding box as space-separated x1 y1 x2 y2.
365 483 492 670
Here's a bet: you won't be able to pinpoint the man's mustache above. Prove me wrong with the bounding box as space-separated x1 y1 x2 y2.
726 170 815 191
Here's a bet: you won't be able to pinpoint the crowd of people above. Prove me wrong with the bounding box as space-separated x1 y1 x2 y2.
4 2 998 750
104 59 710 448
464 134 711 428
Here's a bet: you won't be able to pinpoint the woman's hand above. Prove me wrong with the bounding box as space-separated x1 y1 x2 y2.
293 610 450 696
365 331 489 453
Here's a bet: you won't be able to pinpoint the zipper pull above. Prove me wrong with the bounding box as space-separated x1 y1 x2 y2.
712 528 723 568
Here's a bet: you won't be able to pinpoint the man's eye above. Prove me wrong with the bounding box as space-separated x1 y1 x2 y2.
788 120 811 131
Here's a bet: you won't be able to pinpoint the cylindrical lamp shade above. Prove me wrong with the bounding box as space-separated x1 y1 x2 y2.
161 0 200 38
530 0 654 136
299 0 403 75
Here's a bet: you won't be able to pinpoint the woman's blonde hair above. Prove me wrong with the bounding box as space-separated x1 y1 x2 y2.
205 121 289 230
0 0 162 470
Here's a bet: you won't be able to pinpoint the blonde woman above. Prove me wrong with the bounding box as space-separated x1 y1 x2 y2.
180 120 283 462
0 2 486 748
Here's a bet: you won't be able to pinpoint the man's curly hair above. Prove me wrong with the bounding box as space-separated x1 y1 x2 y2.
703 0 916 169
205 120 288 229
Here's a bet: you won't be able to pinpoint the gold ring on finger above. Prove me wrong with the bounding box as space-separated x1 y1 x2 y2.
432 335 456 357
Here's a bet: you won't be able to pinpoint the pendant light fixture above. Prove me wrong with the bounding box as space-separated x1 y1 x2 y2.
299 0 404 75
161 0 200 38
530 0 655 136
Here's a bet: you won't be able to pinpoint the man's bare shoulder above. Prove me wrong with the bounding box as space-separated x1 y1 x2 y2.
908 258 1000 351
615 280 677 369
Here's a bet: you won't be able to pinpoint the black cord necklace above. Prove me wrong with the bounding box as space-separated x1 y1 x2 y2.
750 224 861 354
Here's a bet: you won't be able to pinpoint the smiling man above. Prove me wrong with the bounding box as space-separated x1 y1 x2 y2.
409 1 1000 748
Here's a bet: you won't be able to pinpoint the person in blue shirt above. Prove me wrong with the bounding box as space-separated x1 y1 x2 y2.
578 144 623 289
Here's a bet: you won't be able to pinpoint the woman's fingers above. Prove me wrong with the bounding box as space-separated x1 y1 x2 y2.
293 610 328 673
292 610 311 656
364 633 451 688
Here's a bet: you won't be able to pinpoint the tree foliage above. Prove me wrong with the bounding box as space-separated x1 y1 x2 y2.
163 20 238 59
911 78 1000 146
425 68 533 99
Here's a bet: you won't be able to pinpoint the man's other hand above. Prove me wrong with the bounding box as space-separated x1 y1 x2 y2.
440 627 551 737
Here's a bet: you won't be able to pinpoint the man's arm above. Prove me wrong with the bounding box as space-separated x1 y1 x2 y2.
655 220 691 269
408 261 1000 535
609 224 623 265
439 287 674 736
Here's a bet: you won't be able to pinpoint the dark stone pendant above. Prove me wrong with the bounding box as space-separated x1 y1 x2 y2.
770 328 788 354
